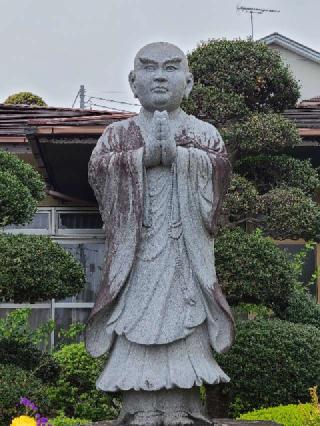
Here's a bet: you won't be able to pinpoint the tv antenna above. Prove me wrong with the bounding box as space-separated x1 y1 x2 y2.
237 6 280 39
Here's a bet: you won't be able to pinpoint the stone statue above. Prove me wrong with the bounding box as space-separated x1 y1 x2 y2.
85 42 235 425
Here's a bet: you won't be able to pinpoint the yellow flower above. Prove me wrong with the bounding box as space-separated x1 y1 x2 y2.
10 416 37 426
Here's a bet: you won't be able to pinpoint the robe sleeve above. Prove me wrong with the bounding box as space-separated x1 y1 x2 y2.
86 121 144 357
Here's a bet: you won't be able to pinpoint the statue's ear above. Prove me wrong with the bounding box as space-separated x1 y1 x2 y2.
129 70 138 98
184 72 194 99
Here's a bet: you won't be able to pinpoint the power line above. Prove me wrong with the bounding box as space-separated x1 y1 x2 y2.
90 102 133 113
86 95 140 107
237 6 280 39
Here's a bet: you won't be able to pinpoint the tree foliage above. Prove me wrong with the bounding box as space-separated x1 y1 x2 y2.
4 91 47 106
259 187 320 240
0 234 85 303
215 228 296 311
221 113 301 156
216 320 320 416
235 154 320 195
186 39 300 115
0 151 45 226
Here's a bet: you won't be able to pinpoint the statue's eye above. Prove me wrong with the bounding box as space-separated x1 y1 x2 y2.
145 65 156 71
166 65 177 71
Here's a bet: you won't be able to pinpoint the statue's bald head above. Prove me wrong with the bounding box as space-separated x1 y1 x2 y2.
134 42 189 72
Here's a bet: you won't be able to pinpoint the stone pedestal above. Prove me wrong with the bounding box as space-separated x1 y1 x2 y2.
85 419 281 425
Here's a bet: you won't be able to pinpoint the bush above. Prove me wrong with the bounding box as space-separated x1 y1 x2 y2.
4 92 47 106
221 113 301 155
0 151 45 201
0 171 37 226
216 319 320 416
47 343 119 421
0 364 50 426
188 39 300 113
235 154 320 195
182 83 249 125
239 403 319 426
215 228 296 311
280 286 320 328
222 175 259 223
0 234 85 302
259 187 320 240
50 415 89 426
0 337 59 383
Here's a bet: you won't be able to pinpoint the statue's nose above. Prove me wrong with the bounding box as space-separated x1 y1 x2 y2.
154 71 167 82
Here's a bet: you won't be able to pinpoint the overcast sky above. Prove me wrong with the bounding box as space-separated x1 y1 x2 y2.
1 0 319 112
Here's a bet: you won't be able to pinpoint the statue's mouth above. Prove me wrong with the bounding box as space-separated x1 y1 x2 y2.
152 87 168 93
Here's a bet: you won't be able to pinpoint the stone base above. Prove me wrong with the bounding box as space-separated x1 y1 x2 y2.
86 419 281 425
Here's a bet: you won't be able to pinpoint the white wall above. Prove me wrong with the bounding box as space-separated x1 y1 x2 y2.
268 43 320 101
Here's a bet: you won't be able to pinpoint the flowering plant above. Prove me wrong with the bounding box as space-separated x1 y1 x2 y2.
10 397 51 426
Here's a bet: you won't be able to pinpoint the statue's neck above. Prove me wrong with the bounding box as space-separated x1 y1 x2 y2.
139 107 184 122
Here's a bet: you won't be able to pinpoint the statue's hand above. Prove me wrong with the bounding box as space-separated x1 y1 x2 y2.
154 110 176 167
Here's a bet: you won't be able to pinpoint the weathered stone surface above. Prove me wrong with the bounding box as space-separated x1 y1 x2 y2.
86 41 234 425
86 419 281 426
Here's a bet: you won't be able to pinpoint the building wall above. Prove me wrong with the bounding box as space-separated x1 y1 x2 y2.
268 43 320 100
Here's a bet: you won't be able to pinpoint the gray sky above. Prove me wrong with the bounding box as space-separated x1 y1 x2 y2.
1 0 319 112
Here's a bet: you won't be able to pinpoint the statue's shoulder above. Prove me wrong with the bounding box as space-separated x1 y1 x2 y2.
103 115 138 134
183 112 222 141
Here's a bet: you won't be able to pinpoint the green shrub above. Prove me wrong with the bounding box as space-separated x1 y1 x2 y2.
0 151 45 201
0 234 85 302
0 337 59 383
0 170 37 226
216 319 320 416
4 91 47 106
222 113 301 155
222 175 259 223
50 415 89 426
187 39 300 113
215 228 296 311
235 154 320 195
259 187 320 241
48 343 119 421
182 83 249 125
0 364 50 426
239 403 319 426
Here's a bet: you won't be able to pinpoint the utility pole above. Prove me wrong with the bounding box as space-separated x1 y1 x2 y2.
79 85 86 109
237 6 280 40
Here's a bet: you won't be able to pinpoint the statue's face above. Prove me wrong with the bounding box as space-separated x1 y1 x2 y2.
129 43 193 112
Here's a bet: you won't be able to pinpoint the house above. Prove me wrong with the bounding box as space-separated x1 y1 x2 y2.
0 104 132 346
260 32 320 101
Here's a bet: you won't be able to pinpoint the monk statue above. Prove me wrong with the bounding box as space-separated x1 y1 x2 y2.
85 42 234 425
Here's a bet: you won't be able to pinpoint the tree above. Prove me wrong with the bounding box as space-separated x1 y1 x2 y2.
4 92 47 106
186 38 320 416
184 38 320 241
0 151 45 226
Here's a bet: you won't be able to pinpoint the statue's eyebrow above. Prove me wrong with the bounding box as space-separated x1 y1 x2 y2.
163 57 183 65
139 57 158 65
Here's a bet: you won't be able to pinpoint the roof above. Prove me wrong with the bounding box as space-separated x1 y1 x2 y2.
259 32 320 64
284 106 320 136
0 104 133 143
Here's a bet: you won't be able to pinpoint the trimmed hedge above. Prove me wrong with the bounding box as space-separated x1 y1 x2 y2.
0 364 50 426
259 187 320 241
221 113 301 155
4 92 47 106
215 228 296 311
0 338 59 383
239 403 319 425
187 39 300 113
235 154 320 195
182 83 249 126
0 234 85 302
222 174 259 223
47 343 119 421
216 319 320 416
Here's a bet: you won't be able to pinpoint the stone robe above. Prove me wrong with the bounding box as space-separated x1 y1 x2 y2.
85 109 234 391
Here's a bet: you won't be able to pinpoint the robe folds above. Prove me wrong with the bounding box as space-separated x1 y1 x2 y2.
85 112 235 365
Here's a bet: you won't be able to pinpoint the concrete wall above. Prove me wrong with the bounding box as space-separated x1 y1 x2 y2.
268 43 320 101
